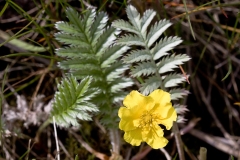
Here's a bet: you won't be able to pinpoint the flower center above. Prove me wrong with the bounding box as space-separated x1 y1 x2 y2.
139 111 156 128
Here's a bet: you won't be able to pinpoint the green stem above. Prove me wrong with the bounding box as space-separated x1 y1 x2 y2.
35 118 51 143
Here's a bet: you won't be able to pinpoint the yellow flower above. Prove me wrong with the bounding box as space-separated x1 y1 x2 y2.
118 89 177 149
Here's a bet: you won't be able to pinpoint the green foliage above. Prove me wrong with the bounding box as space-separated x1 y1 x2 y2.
51 76 99 127
54 7 133 128
112 5 190 121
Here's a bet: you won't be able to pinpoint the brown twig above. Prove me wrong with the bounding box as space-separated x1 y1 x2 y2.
172 122 185 160
131 145 152 160
189 128 240 157
69 129 109 160
179 65 190 84
195 75 239 149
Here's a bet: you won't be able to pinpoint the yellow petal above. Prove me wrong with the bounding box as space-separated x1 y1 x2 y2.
132 119 141 127
156 107 177 130
149 89 171 106
147 136 168 149
142 124 168 149
124 128 143 146
119 119 136 131
118 107 132 119
122 91 155 120
142 123 164 138
123 90 143 109
152 102 173 119
123 91 154 109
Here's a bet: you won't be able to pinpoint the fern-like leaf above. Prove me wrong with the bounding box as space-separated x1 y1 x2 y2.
55 33 89 46
170 89 190 101
158 54 191 74
110 79 133 93
117 34 145 46
100 45 130 68
104 62 129 81
139 76 161 95
163 73 186 88
152 36 183 60
90 12 108 45
147 19 172 47
141 9 156 35
59 59 98 70
131 62 156 77
95 27 120 57
123 49 151 63
51 76 98 127
55 22 83 35
174 104 189 114
112 20 139 34
54 7 133 128
126 5 141 30
112 5 190 122
56 47 91 58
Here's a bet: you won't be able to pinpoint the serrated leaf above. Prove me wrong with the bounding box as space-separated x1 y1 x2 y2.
174 104 189 114
71 69 103 81
76 103 99 112
105 62 129 81
65 7 84 32
117 34 145 46
158 54 191 74
55 6 134 128
62 112 78 126
51 76 98 127
101 45 130 68
79 88 100 101
112 19 139 34
55 33 89 46
131 62 156 77
110 79 134 93
77 111 91 121
141 9 156 35
123 49 151 63
163 73 186 88
56 47 92 58
55 21 83 35
83 9 96 33
139 76 161 95
147 19 172 47
91 12 108 44
126 5 141 30
176 115 187 123
96 27 120 57
170 89 190 100
152 36 182 60
59 59 99 70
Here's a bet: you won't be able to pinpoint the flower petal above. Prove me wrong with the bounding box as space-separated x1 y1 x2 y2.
149 89 171 106
142 123 164 138
124 128 143 146
123 90 142 109
122 91 156 121
118 107 132 119
147 136 168 149
142 124 168 149
123 91 155 111
152 103 173 119
156 107 177 130
119 89 177 149
119 119 136 131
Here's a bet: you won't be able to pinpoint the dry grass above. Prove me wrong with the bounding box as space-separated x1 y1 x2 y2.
0 0 240 159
